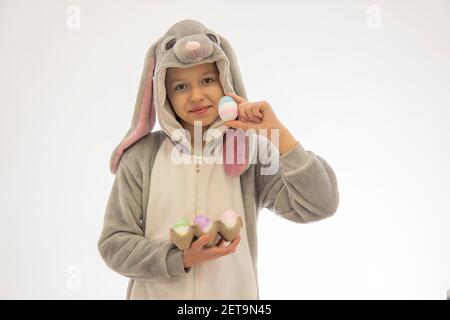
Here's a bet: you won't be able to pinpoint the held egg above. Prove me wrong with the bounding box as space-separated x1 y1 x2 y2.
220 209 239 228
193 214 212 232
173 218 190 235
218 96 238 121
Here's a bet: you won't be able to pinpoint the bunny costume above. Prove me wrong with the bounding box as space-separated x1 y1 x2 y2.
98 19 339 299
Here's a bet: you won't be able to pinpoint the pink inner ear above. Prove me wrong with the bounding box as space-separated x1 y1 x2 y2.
111 58 156 174
223 129 249 177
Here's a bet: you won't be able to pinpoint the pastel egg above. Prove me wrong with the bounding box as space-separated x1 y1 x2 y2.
173 218 190 235
218 96 238 121
220 209 239 228
193 214 212 231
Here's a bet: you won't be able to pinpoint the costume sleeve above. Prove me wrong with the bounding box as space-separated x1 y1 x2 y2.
256 138 339 223
98 154 191 280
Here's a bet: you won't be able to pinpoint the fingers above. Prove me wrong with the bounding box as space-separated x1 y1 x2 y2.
191 234 211 250
224 93 266 124
228 235 241 253
249 105 263 123
224 91 262 124
238 105 256 123
216 238 224 247
238 104 263 123
187 234 241 267
205 235 241 258
225 92 247 104
225 120 251 131
238 105 250 122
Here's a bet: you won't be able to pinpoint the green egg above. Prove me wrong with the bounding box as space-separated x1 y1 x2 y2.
173 218 190 229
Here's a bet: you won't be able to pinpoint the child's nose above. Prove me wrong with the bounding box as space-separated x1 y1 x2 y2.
185 41 201 51
190 87 203 100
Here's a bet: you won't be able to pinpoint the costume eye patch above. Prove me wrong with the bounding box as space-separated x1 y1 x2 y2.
165 38 176 50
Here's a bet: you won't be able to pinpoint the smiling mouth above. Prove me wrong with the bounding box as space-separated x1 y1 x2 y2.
190 106 211 112
189 106 214 117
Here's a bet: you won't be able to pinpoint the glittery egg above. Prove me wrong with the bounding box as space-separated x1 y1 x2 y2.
218 96 238 121
173 218 190 235
193 214 212 232
220 210 239 228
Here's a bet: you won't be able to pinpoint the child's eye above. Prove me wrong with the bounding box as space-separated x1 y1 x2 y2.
202 77 215 84
175 84 186 91
174 78 214 91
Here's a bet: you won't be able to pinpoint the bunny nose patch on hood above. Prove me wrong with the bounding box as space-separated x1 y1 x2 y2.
175 36 213 63
109 19 252 177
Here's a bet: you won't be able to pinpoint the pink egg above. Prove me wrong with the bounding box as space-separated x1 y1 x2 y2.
220 210 239 228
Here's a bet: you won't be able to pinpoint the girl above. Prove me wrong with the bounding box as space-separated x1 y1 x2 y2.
98 19 339 299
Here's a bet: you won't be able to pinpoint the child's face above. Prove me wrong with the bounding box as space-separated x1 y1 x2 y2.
165 62 224 130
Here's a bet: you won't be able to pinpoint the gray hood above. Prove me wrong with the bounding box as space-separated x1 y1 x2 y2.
110 19 250 176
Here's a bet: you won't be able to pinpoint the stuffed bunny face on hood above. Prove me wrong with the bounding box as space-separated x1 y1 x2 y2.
110 19 250 176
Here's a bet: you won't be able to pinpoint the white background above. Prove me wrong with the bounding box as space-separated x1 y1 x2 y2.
1 0 449 299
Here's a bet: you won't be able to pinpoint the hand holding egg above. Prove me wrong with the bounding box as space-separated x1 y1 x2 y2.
170 210 243 269
223 92 284 135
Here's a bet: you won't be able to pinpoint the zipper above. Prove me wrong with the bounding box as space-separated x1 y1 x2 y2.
193 158 200 299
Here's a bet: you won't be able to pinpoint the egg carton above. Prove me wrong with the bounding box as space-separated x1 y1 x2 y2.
170 217 243 250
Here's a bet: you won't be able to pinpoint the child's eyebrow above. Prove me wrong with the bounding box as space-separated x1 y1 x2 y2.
169 71 217 84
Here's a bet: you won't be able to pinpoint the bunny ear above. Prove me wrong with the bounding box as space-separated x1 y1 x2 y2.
109 42 159 174
223 129 250 177
218 34 248 100
218 34 251 176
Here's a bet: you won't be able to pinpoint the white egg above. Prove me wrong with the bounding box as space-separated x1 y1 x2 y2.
218 96 238 121
220 209 239 228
